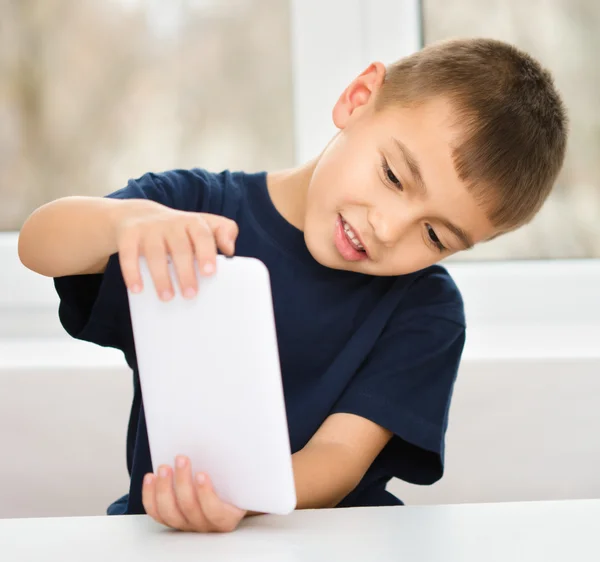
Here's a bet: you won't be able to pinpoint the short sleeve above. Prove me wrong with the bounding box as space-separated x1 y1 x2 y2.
54 169 211 351
331 271 466 486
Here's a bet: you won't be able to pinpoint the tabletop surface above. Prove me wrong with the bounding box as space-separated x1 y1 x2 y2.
1 499 599 561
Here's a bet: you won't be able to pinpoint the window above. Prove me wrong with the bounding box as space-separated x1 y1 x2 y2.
3 0 598 341
423 0 600 260
0 0 294 231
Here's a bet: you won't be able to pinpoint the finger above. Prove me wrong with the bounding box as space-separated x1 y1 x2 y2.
155 465 191 530
204 216 239 256
195 473 245 533
141 234 174 301
142 473 165 525
118 229 143 293
173 456 209 531
165 227 197 299
186 220 218 277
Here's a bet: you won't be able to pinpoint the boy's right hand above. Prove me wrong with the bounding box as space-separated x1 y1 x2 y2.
115 203 238 301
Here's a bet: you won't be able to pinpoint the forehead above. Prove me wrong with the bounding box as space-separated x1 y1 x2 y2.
375 96 463 148
374 98 497 244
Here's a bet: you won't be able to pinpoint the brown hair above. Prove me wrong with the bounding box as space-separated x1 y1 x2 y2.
376 38 568 230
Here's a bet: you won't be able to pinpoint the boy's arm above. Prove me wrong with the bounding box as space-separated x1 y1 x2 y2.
18 196 154 277
291 412 393 509
19 195 237 299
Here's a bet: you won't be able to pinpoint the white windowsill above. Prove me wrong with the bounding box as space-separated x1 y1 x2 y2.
463 325 599 361
0 323 598 373
0 339 127 370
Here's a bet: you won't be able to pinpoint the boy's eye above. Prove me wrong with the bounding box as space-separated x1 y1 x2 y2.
387 167 400 185
426 224 446 252
381 157 403 190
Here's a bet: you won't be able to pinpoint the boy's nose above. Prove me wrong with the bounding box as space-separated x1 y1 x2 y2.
367 208 410 247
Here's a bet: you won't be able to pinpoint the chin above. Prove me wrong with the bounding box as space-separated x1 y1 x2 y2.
304 237 359 273
303 229 336 268
304 234 329 266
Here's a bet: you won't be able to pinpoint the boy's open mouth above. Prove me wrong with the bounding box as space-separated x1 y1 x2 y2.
334 214 369 262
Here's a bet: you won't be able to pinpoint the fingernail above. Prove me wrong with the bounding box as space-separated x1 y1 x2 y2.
183 287 196 299
159 466 169 479
144 474 154 486
175 456 186 469
196 473 206 485
161 290 173 301
131 284 142 294
203 262 215 275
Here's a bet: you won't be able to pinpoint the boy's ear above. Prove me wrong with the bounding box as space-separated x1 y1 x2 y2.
332 62 386 129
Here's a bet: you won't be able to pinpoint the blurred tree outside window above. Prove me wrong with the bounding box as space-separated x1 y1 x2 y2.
0 0 294 231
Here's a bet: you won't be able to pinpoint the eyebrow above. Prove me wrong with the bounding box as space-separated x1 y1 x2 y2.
391 137 427 195
440 219 475 250
390 137 475 251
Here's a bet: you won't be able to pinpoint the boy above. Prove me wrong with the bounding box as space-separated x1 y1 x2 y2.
18 38 567 532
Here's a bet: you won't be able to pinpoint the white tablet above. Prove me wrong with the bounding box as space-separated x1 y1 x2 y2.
127 256 296 515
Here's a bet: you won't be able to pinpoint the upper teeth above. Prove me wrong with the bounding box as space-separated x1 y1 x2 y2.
343 220 364 251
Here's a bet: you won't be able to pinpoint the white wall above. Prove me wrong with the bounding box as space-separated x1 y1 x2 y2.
0 359 131 518
389 260 600 505
2 342 598 518
390 356 600 505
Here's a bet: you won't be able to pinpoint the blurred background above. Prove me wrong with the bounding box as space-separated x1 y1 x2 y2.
0 0 598 519
1 0 598 259
0 0 294 229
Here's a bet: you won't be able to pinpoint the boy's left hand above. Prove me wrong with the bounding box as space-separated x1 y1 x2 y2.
142 455 247 532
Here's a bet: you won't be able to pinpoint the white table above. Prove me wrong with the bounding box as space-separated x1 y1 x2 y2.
1 500 598 561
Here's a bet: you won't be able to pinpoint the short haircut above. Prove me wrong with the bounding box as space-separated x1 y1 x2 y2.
377 38 569 230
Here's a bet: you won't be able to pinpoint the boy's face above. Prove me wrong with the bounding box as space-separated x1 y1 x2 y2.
303 63 498 276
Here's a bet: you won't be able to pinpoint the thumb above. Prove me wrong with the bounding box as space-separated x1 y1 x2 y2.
203 214 239 256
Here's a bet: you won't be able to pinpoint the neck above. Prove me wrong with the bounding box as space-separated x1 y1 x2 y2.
266 159 317 232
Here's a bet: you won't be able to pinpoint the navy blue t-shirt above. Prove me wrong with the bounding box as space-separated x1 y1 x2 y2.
54 169 465 514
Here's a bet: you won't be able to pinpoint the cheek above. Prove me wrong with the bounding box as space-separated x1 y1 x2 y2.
377 230 443 275
308 168 372 225
310 136 375 206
